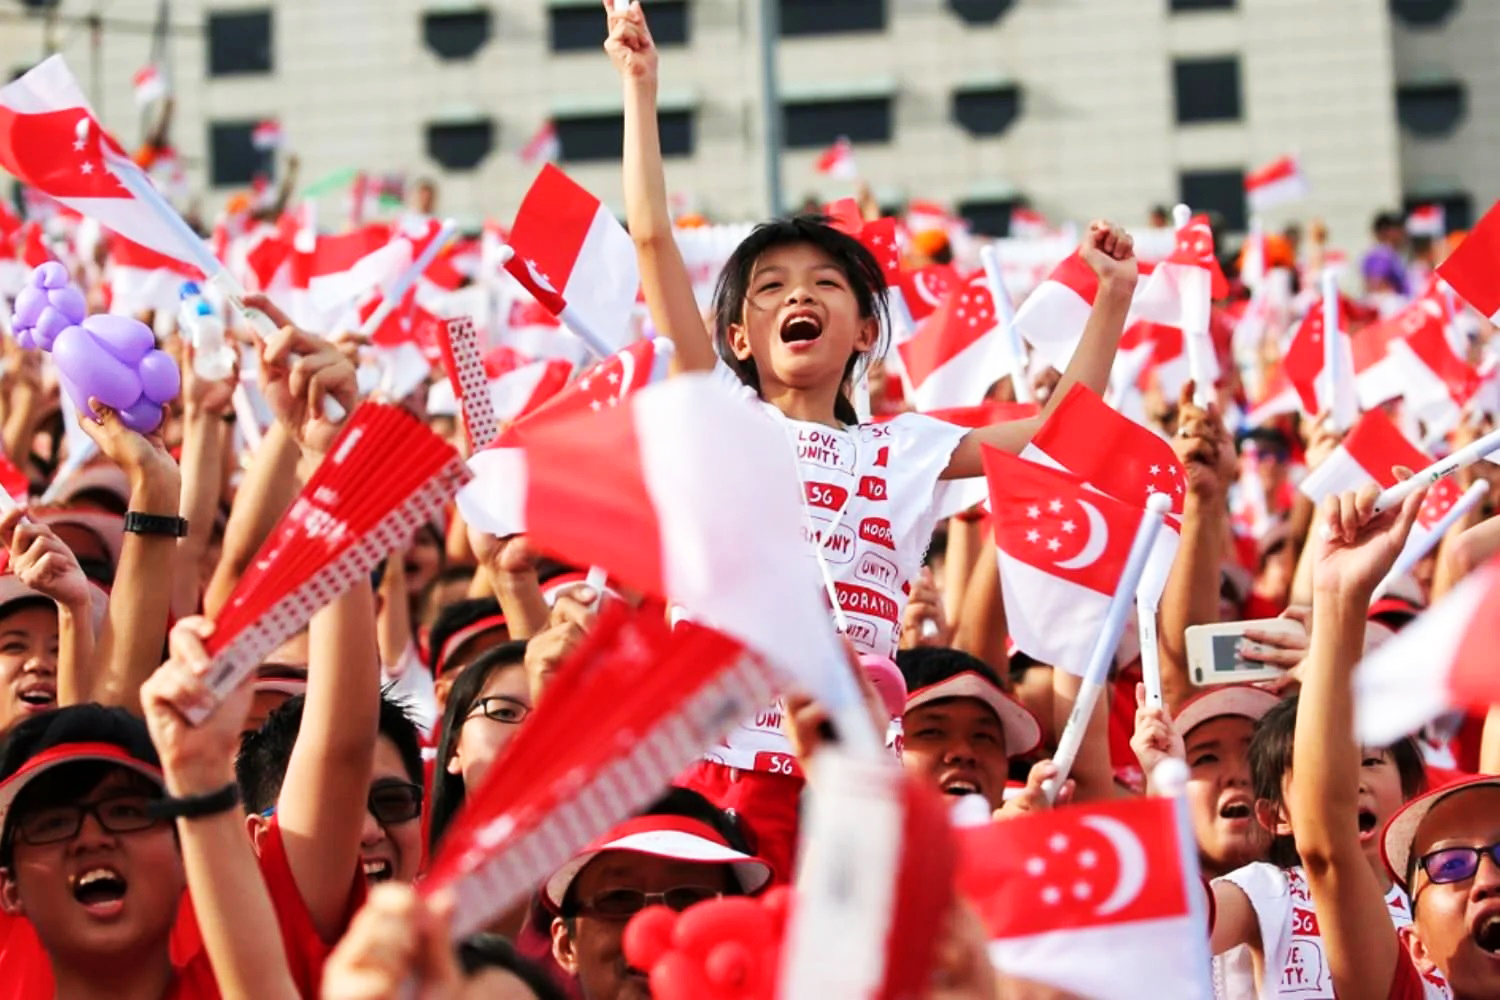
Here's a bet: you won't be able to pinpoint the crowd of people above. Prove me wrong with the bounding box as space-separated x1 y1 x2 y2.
1 1 1499 998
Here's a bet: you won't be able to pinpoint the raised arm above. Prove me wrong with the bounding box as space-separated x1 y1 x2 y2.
202 420 300 617
1291 485 1425 1000
942 222 1135 479
175 343 237 618
0 509 95 706
607 0 716 373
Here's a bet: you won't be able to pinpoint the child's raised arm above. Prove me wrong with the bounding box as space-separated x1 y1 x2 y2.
606 0 717 374
1291 484 1425 1000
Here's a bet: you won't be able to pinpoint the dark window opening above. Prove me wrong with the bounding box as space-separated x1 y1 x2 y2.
426 119 495 171
1397 81 1466 136
1389 0 1458 28
550 1 688 52
1173 57 1242 123
1179 168 1247 233
207 9 273 76
957 197 1023 238
783 96 893 149
948 0 1015 24
422 9 491 60
1170 0 1236 10
779 0 886 37
952 84 1022 137
555 109 693 162
208 120 267 187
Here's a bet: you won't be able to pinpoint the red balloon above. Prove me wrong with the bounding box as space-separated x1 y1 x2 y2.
650 950 716 1000
703 940 757 991
675 896 774 956
623 905 679 973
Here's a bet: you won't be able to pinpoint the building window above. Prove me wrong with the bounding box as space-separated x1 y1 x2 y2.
1179 168 1246 232
1396 81 1466 136
550 0 687 53
426 119 494 171
779 0 886 37
783 96 893 149
423 9 491 60
208 121 265 187
207 9 273 76
1403 192 1472 232
952 83 1022 137
948 0 1014 24
1173 56 1242 124
1169 0 1235 10
957 197 1022 237
1389 0 1457 28
555 110 693 162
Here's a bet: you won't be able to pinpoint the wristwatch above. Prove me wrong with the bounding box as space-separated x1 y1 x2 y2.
123 511 189 538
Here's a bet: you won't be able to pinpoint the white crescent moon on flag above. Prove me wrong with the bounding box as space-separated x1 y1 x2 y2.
614 347 636 403
1054 499 1107 570
1082 815 1147 916
524 259 557 295
913 271 947 308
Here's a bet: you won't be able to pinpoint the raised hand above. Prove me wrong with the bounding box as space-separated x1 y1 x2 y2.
0 507 92 612
1171 380 1236 501
78 398 178 488
140 617 253 795
244 294 358 457
1312 482 1426 601
523 585 597 705
994 759 1074 819
1079 219 1137 288
180 340 238 418
1129 683 1186 787
603 0 658 84
900 566 952 649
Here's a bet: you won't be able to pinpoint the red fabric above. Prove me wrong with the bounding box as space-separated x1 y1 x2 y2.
1387 942 1444 1000
0 817 361 999
676 761 800 890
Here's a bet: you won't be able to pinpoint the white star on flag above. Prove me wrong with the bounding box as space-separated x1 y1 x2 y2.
1026 505 1040 519
1046 538 1061 552
1026 529 1040 544
1061 520 1075 533
1048 499 1063 513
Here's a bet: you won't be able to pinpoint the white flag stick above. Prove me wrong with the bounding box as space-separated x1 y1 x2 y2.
1373 480 1488 599
1321 268 1357 432
979 243 1034 404
1171 203 1192 230
358 219 459 338
1373 426 1500 514
1045 493 1171 801
1137 596 1163 708
583 566 608 613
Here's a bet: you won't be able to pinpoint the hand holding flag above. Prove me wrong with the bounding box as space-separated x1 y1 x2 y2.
245 294 358 455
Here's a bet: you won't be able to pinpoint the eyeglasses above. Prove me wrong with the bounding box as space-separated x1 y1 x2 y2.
1418 841 1500 886
575 885 723 920
260 781 423 826
15 794 164 846
466 696 531 726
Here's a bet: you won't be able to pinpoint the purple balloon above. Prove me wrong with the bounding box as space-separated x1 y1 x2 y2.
49 285 87 326
34 261 69 290
136 349 181 404
57 372 91 423
33 307 72 350
53 326 142 411
12 286 46 331
83 314 155 366
119 398 164 434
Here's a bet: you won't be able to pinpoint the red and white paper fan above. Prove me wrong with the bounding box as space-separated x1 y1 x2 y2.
435 314 500 451
422 603 781 938
197 403 469 717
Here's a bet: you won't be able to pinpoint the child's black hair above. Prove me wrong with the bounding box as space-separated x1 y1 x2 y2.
1249 695 1427 869
710 215 890 426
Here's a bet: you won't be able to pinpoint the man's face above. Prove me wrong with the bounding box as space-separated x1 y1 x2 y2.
0 769 184 965
358 736 424 885
552 852 734 1000
1408 786 1500 995
900 697 1011 811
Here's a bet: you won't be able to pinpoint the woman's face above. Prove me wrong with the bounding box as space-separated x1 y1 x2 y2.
729 242 876 400
448 664 532 794
0 605 59 734
1183 717 1265 877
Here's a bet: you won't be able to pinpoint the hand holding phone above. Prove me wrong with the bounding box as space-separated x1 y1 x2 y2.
1186 616 1307 686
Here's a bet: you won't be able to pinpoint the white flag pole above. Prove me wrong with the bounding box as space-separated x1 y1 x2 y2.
357 219 459 338
1372 426 1500 515
1372 480 1488 599
1045 493 1172 802
979 243 1034 404
1137 596 1163 708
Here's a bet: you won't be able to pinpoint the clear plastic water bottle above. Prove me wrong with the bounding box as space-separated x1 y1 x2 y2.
178 281 236 381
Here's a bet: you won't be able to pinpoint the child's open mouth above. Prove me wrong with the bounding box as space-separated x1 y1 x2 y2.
780 312 822 344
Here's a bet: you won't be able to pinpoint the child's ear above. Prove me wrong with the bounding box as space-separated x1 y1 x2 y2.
728 322 753 361
854 315 879 352
0 868 24 916
1253 798 1292 839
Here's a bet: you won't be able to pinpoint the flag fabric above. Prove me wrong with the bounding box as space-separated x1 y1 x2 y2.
1356 294 1478 423
132 65 166 107
1010 207 1049 240
488 358 573 425
1010 251 1105 371
520 120 560 167
1437 200 1500 323
1407 204 1446 238
1115 320 1191 400
17 223 52 269
250 120 283 151
1297 408 1426 504
0 57 204 266
1244 154 1308 211
288 224 404 312
823 202 902 287
897 272 1012 411
983 447 1150 674
1283 295 1357 417
107 230 201 316
896 264 961 324
503 165 640 356
1357 555 1500 745
958 795 1210 999
815 137 858 180
1131 213 1227 329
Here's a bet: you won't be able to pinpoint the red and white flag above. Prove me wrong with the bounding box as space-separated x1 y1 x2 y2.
1244 154 1308 212
1355 293 1477 424
289 223 404 313
1114 320 1191 401
1437 199 1500 323
1283 295 1358 418
132 64 166 107
897 272 1012 411
250 119 283 151
1010 251 1107 371
1357 555 1500 745
823 201 902 286
1407 204 1446 238
519 119 560 167
1010 207 1050 240
1297 408 1426 504
1132 213 1228 328
107 230 200 316
959 795 1210 999
0 57 205 266
503 165 640 356
983 447 1152 674
815 136 858 180
896 264 961 324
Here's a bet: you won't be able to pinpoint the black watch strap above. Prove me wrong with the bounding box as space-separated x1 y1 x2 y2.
146 782 241 821
123 511 189 537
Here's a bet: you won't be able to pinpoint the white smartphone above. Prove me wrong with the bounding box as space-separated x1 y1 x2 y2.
1185 618 1305 686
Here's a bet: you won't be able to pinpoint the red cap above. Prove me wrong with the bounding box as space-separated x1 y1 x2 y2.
0 742 163 833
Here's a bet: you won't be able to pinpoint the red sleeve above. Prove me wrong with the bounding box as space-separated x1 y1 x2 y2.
1388 946 1442 1000
676 761 800 887
258 816 367 999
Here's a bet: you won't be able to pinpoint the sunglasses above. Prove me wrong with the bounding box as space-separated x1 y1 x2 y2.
1418 841 1500 886
15 794 164 846
465 695 531 726
575 885 723 920
260 780 423 826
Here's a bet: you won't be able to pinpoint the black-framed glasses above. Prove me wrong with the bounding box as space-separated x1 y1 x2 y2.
367 781 423 826
466 696 531 726
576 886 723 920
15 794 164 846
1418 841 1500 886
